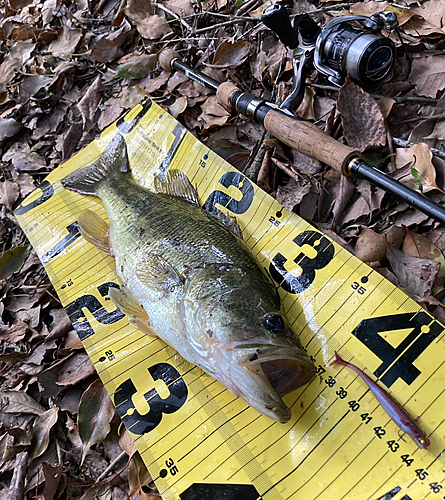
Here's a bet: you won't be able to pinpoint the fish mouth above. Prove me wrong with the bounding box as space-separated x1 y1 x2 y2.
249 348 316 397
227 340 316 422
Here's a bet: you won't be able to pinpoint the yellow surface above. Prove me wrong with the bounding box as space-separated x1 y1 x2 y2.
15 97 445 500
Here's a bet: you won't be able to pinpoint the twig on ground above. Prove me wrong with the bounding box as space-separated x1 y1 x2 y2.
386 125 396 172
271 157 302 183
194 18 255 34
392 137 445 161
203 12 261 21
7 451 29 500
399 32 435 51
236 0 260 16
96 450 128 482
153 3 193 32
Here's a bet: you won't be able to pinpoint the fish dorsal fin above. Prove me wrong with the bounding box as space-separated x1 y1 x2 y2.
202 208 243 240
154 169 199 206
77 209 112 255
136 252 183 292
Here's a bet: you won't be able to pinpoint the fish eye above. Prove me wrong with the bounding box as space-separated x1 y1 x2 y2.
264 314 284 333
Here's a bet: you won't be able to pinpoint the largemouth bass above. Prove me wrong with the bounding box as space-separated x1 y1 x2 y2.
61 134 315 422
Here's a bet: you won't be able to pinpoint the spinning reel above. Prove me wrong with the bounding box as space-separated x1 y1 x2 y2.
261 5 399 112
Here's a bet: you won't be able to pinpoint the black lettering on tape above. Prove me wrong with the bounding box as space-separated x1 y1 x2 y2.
353 311 444 388
204 172 254 215
269 230 335 294
159 123 187 173
374 486 402 500
41 222 81 265
65 282 125 340
180 483 261 500
114 363 188 435
116 97 153 134
14 180 54 215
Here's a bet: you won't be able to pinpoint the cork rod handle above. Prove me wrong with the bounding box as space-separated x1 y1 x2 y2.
263 110 358 175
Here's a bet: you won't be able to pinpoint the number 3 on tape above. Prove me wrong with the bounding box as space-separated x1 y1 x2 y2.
269 230 335 293
114 363 188 435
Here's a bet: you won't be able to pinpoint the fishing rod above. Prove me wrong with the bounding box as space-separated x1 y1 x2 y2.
159 49 445 225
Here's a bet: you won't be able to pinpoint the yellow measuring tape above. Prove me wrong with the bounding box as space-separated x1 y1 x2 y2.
15 98 445 500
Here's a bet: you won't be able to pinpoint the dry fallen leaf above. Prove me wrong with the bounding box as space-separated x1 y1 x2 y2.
114 54 157 80
45 26 83 57
0 179 20 211
91 38 124 63
55 352 96 386
337 78 386 151
0 245 31 280
212 40 250 68
129 453 152 498
409 55 445 98
78 379 115 465
42 463 68 500
126 6 171 40
412 0 445 34
402 227 445 292
423 120 445 141
119 85 150 109
354 227 387 263
395 143 444 193
119 427 137 458
169 96 188 119
0 320 29 343
350 1 388 15
2 427 31 462
275 178 312 213
29 407 59 459
387 247 440 298
0 118 23 145
0 58 22 86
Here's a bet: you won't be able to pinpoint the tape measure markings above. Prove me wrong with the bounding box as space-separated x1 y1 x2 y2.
338 409 442 499
290 418 364 498
251 384 349 476
113 332 147 353
298 387 425 498
228 382 333 479
368 447 421 500
141 379 224 455
238 190 271 244
313 428 377 499
47 246 104 282
202 415 264 481
289 251 356 328
139 380 227 462
255 377 360 490
260 409 352 498
175 406 250 470
237 191 275 235
157 377 282 500
98 339 163 380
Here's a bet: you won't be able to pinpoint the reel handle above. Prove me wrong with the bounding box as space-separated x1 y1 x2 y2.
261 5 299 50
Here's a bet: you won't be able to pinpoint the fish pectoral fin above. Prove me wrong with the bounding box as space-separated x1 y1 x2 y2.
136 253 183 292
154 169 200 206
77 209 112 255
108 286 158 338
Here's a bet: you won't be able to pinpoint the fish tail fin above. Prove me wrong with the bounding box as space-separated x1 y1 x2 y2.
330 351 346 367
61 134 129 196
